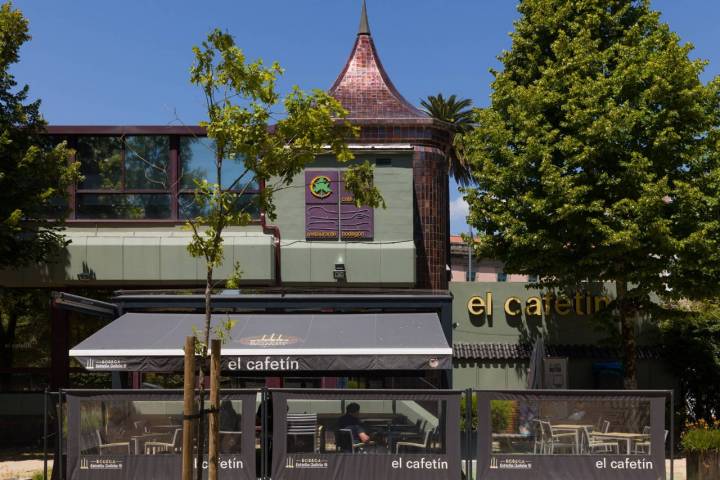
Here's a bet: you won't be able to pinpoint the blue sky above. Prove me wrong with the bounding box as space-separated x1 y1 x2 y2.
11 0 720 233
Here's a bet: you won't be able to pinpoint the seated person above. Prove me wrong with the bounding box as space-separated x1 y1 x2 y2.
336 403 371 446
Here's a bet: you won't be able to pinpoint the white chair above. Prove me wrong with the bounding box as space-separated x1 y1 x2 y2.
95 429 130 454
532 419 545 454
634 429 667 454
144 428 182 454
396 428 433 454
541 421 576 454
582 426 618 454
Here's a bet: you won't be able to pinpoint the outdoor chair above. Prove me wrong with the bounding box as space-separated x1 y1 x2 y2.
396 427 434 454
532 419 545 454
95 429 130 454
634 429 667 454
287 413 318 453
144 428 182 454
336 428 365 453
581 426 618 454
540 421 576 454
601 420 611 433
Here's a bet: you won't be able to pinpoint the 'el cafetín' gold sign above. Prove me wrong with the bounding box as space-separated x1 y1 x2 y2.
467 292 611 317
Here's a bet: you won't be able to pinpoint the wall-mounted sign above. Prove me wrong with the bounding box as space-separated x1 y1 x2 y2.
467 292 611 317
305 170 373 241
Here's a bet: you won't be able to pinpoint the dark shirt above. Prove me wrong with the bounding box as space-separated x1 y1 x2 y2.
337 413 366 438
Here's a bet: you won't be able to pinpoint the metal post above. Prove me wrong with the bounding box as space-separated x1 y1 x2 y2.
57 391 63 480
261 387 268 480
43 388 48 480
670 390 674 480
467 226 473 282
466 388 473 480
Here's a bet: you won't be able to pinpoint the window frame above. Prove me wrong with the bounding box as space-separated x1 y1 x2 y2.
47 127 262 224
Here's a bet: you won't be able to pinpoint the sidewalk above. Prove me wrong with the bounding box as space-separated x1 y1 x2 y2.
0 459 51 480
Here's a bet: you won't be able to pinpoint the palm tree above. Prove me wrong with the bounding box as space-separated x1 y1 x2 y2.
420 93 474 185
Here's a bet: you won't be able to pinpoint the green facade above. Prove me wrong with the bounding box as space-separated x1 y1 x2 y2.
449 282 675 391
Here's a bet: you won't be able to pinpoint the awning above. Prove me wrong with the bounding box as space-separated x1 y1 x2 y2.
70 312 452 372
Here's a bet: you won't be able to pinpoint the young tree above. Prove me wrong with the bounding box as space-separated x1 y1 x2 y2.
462 0 720 388
184 29 384 478
0 2 79 267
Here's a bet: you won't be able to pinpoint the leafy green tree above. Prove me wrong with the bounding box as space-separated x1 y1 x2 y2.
462 0 720 388
185 29 384 478
659 300 720 425
421 93 474 185
0 2 79 267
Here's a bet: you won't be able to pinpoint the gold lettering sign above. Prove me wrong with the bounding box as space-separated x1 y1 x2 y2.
467 292 611 317
504 297 522 315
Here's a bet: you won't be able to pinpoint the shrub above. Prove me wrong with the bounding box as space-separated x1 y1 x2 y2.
681 418 720 453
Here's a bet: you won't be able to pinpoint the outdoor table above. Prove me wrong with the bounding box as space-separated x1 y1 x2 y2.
550 424 594 453
592 432 650 455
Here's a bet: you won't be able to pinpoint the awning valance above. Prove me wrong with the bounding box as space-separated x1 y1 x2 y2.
70 312 452 372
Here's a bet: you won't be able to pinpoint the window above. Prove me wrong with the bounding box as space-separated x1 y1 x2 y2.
178 137 259 220
68 133 260 221
497 272 507 282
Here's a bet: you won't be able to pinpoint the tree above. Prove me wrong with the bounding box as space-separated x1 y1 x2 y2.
0 2 78 267
658 300 720 425
462 0 720 388
184 29 384 479
421 93 474 185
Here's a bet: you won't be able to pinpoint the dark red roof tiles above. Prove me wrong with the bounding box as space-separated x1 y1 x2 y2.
329 33 426 120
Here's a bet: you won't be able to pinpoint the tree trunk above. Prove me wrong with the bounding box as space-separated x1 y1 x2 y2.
195 267 213 480
617 279 638 389
181 336 196 480
208 339 221 480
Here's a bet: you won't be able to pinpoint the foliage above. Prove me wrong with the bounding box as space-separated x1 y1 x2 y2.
491 400 515 433
461 0 720 387
681 418 720 453
459 395 515 433
0 2 80 267
421 93 474 186
659 300 720 424
184 28 384 478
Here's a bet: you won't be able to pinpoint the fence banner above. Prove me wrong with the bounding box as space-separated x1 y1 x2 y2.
65 389 258 480
271 389 461 480
475 390 668 480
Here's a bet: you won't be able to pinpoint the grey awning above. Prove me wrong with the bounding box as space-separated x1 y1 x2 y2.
70 312 452 372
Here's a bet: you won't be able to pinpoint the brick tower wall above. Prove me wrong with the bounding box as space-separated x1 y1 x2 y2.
413 145 449 290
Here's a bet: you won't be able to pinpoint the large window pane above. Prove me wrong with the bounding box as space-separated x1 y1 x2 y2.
285 398 447 455
125 136 169 190
76 194 171 219
179 137 256 191
178 193 259 220
490 397 652 455
76 136 122 189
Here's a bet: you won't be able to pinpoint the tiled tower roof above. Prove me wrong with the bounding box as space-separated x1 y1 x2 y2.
329 1 426 120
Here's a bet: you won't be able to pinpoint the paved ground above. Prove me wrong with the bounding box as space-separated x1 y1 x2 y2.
667 458 686 480
0 459 51 480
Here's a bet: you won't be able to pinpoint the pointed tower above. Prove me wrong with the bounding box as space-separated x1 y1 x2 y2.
329 1 425 119
329 1 452 290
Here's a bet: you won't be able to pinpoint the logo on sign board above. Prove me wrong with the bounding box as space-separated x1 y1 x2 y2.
85 358 94 369
428 358 439 369
309 175 333 199
239 334 301 347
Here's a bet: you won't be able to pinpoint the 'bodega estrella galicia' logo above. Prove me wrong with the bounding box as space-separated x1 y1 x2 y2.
309 175 333 199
